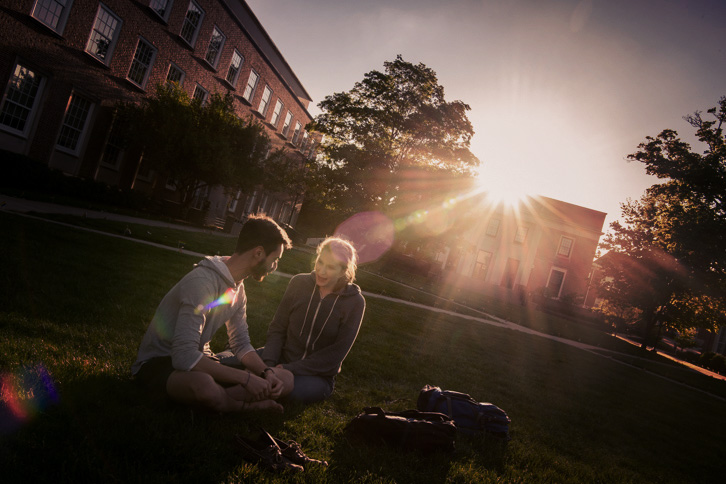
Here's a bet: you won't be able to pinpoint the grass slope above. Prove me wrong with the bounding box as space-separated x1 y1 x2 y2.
1 211 725 483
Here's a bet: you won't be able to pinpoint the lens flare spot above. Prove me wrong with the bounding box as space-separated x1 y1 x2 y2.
335 211 395 264
194 287 238 315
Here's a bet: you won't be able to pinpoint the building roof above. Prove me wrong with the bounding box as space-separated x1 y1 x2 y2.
222 0 314 108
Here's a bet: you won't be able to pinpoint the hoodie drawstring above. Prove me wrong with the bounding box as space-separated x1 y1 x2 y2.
299 285 341 360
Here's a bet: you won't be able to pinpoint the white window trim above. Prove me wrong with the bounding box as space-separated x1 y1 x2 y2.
149 0 174 23
242 69 258 102
204 25 226 69
486 218 500 237
193 83 209 104
291 121 302 145
225 49 244 87
281 110 292 137
546 267 568 299
257 85 272 116
127 36 157 89
270 99 283 127
31 0 75 35
514 225 529 244
179 0 205 48
166 62 185 86
85 3 123 66
0 62 47 138
557 235 575 258
55 92 95 156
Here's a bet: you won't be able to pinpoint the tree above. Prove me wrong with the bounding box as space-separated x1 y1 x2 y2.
309 55 480 216
600 96 726 348
117 84 270 215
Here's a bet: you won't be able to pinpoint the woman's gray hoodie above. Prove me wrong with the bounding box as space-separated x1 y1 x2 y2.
262 272 365 377
131 256 255 375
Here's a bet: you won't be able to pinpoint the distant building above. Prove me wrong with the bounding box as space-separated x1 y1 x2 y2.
0 0 316 229
435 195 606 305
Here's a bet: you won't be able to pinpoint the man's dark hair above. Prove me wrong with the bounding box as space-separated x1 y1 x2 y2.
235 215 292 255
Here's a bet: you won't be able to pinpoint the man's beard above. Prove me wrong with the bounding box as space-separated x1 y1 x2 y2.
250 258 270 281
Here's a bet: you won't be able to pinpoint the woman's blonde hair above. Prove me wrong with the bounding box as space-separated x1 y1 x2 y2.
317 237 358 284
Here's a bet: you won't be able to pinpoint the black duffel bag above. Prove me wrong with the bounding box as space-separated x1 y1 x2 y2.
344 406 456 453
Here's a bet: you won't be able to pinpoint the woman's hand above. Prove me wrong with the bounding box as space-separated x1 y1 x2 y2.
243 372 271 400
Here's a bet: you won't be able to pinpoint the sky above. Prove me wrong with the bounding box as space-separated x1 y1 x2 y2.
245 0 726 231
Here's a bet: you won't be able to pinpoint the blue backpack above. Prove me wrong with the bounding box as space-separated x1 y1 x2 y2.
417 385 511 440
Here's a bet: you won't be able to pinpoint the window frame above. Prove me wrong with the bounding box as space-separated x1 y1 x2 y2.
486 218 500 237
242 69 259 102
473 250 493 280
192 83 208 104
0 62 47 138
557 236 575 258
179 0 205 47
514 225 529 244
225 49 244 87
31 0 74 35
55 91 95 156
281 110 292 137
127 36 157 89
546 267 567 299
85 3 123 66
269 99 283 127
204 25 226 69
148 0 174 23
257 85 272 117
291 121 302 145
166 62 185 86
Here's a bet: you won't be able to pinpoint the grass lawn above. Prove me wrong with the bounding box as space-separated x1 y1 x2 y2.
2 211 725 483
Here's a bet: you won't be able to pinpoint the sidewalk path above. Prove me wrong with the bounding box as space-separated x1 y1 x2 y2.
3 195 725 399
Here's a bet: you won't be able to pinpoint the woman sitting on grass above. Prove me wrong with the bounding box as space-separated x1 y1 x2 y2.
260 237 366 404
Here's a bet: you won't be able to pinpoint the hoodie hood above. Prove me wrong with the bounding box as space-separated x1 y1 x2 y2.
196 256 236 287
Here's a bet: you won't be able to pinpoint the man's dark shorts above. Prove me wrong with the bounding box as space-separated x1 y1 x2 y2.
135 356 174 399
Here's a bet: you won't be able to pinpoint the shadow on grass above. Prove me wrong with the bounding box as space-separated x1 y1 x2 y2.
0 374 296 484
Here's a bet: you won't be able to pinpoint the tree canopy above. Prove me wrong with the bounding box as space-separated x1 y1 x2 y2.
117 84 271 212
599 96 726 345
309 55 480 216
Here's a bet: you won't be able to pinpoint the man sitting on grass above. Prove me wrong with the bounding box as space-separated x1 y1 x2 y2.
131 215 292 413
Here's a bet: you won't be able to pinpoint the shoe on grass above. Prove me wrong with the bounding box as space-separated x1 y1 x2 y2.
234 431 303 473
272 435 328 468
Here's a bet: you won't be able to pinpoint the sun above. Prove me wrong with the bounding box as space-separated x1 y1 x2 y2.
473 168 531 206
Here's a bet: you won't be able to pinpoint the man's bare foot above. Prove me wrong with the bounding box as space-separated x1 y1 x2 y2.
244 399 284 413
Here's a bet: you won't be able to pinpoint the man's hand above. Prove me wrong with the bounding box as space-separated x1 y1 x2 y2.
243 372 271 401
265 370 284 399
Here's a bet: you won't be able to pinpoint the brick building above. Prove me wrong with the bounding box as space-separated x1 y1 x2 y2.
0 0 316 228
436 194 606 305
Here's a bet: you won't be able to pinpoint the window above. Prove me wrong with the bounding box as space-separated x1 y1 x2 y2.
306 140 316 159
166 62 185 85
56 93 94 154
514 226 529 243
557 236 574 258
127 37 157 89
269 99 283 127
192 84 208 104
546 268 567 298
149 0 173 22
281 110 292 137
473 250 493 279
486 218 500 237
226 50 243 86
291 121 302 145
257 85 272 116
179 0 204 47
100 123 125 169
31 0 74 34
205 26 225 68
0 63 46 136
299 130 308 150
228 189 242 212
85 4 122 65
242 69 258 102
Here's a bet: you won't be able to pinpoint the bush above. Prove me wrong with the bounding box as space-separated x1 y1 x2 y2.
699 352 717 370
710 354 726 375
